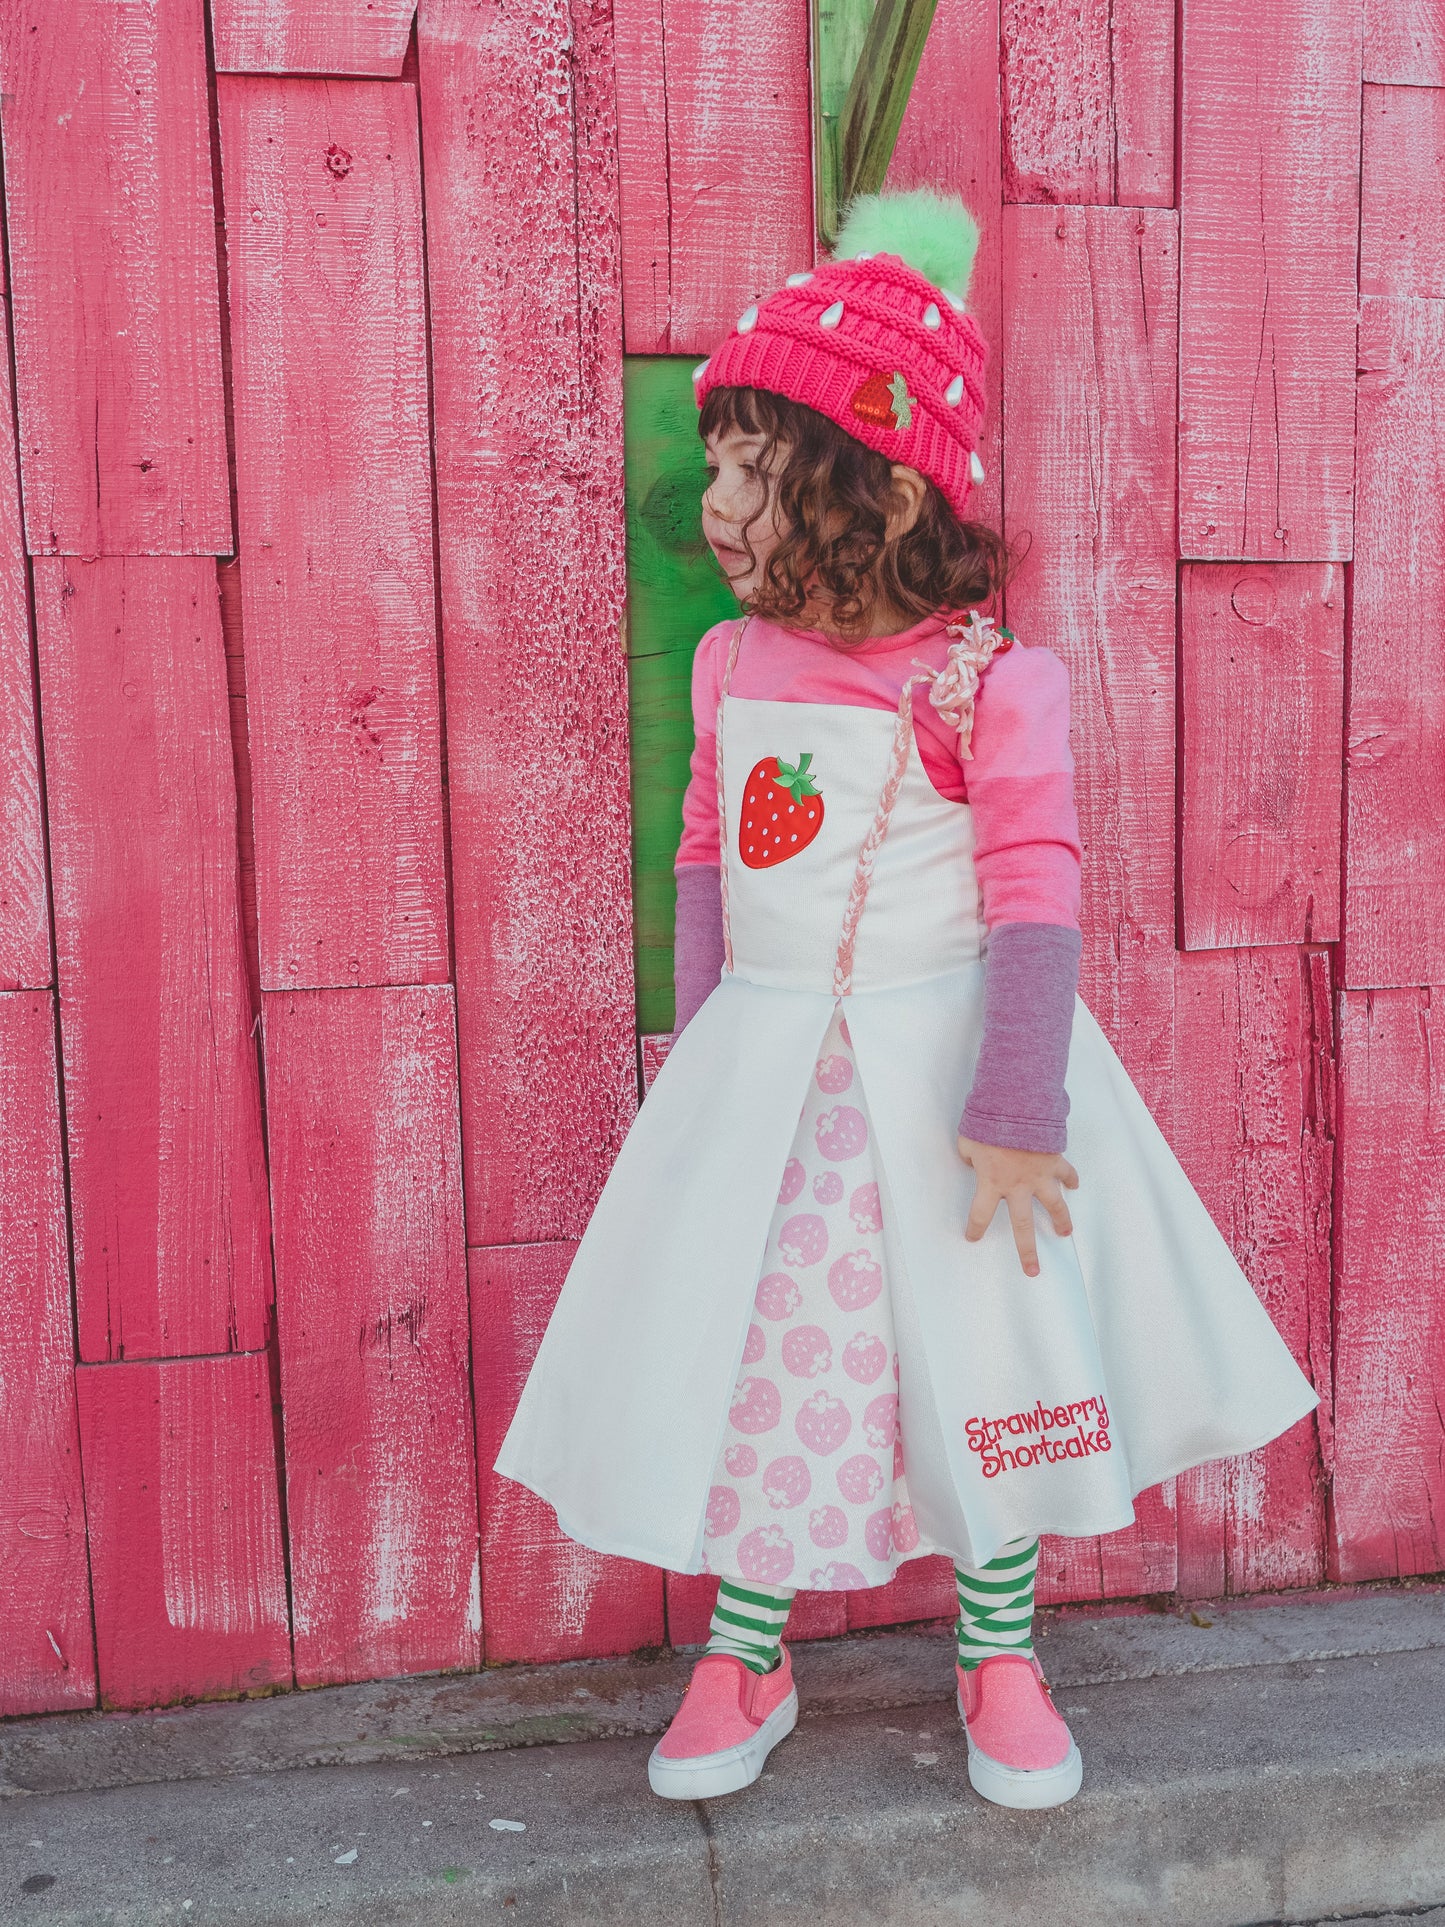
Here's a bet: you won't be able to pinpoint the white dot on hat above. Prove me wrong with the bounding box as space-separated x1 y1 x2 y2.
819 300 844 329
970 451 986 483
785 271 815 287
941 289 966 312
692 359 709 382
922 302 941 330
945 375 965 406
737 304 759 333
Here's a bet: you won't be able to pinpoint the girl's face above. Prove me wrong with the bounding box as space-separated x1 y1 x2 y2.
702 424 788 604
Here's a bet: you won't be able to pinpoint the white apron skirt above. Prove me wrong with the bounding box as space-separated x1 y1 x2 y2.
495 624 1319 1578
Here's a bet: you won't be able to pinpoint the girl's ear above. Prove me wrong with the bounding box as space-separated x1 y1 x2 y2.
886 463 928 540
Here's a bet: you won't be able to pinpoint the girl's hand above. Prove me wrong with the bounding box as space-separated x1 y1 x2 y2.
957 1136 1079 1279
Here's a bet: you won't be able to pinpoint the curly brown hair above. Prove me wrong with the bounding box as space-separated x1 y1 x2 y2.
698 384 1017 639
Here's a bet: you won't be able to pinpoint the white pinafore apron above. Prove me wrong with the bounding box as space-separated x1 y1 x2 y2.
496 618 1319 1577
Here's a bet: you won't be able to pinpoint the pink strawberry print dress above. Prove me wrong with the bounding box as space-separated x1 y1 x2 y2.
495 612 1318 1582
701 1004 927 1589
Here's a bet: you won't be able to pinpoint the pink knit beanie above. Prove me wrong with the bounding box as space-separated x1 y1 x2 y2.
694 188 989 521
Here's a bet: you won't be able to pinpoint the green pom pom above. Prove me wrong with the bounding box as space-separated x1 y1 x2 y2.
833 188 981 303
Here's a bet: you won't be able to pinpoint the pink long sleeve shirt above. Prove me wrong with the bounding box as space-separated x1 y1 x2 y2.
673 609 1085 1152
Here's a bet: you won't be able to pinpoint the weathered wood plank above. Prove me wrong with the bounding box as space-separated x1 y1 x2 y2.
0 0 230 555
218 558 262 1019
0 992 95 1716
999 203 1185 1605
1347 295 1445 988
1181 564 1344 950
472 1242 664 1662
264 984 479 1686
1035 1491 1177 1609
663 1571 714 1649
1331 986 1445 1582
1348 83 1445 989
1170 948 1331 1599
1001 0 1173 206
1000 203 1181 1603
613 0 813 352
1178 0 1359 562
1000 205 1178 975
846 1555 955 1630
218 77 449 993
74 1352 291 1711
33 556 272 1362
212 0 416 75
1365 2 1444 84
612 0 671 349
889 0 1005 538
0 294 48 989
418 0 637 1245
1360 83 1445 298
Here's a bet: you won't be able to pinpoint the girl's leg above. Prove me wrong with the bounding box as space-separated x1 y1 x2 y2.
952 1536 1080 1808
954 1537 1040 1670
704 1579 797 1674
649 1579 800 1797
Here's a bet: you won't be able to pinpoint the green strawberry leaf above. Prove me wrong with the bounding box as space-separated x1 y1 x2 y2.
887 372 917 430
771 753 821 804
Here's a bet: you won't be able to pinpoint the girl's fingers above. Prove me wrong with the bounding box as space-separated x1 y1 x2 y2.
963 1158 1080 1259
964 1179 999 1242
1006 1189 1040 1277
1042 1178 1074 1238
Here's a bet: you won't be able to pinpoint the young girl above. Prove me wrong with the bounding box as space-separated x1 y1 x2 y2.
496 189 1318 1811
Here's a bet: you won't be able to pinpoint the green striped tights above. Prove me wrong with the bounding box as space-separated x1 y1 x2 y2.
706 1538 1040 1675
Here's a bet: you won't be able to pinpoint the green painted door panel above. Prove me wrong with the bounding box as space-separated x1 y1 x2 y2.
624 356 739 1034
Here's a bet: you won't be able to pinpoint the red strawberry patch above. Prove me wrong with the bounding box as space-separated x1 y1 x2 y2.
739 753 824 868
850 369 917 432
851 370 897 427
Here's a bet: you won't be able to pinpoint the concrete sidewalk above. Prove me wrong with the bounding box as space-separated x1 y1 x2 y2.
3 1588 1445 1925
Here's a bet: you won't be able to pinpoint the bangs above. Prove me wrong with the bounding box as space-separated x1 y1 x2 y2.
698 384 790 445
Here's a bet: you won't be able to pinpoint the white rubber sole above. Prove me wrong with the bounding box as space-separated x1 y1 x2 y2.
957 1686 1084 1809
648 1687 799 1801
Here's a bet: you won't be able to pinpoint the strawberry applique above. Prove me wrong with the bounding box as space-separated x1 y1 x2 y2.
739 753 825 868
851 369 917 431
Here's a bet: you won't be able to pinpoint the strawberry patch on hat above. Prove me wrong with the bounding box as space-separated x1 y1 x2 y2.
851 370 917 432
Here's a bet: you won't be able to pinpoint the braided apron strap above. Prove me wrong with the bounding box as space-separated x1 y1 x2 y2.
833 610 1009 996
714 616 750 974
832 670 935 997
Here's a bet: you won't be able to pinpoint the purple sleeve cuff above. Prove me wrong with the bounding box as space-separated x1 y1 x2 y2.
672 863 726 1036
959 921 1081 1154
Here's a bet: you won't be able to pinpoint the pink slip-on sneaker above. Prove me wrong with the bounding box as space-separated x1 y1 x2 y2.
956 1653 1083 1809
648 1647 799 1800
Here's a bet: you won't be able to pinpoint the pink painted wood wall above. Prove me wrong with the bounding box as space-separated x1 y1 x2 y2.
0 0 1437 1713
